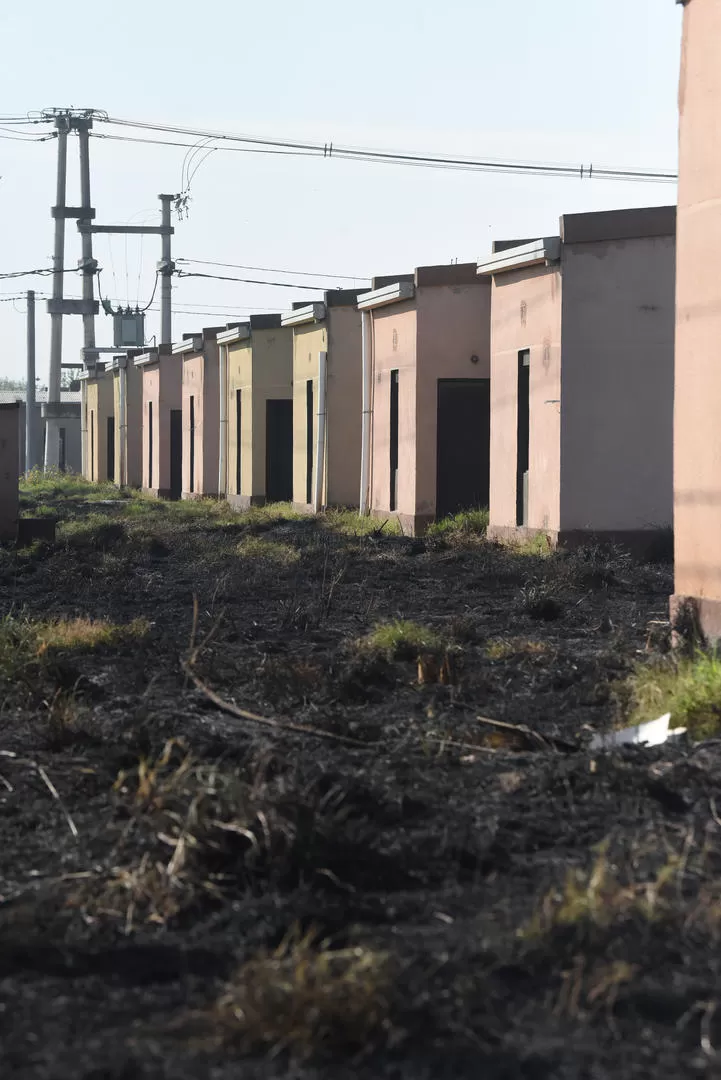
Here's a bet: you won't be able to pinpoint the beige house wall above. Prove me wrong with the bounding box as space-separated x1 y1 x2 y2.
227 327 293 502
488 264 563 537
292 322 327 506
291 309 362 509
369 302 417 520
112 362 143 488
0 403 19 541
560 235 675 534
182 342 220 497
85 374 114 483
673 0 721 637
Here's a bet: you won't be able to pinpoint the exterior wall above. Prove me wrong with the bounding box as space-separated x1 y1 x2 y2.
415 281 492 523
227 327 293 501
141 356 182 496
227 342 254 498
559 235 675 534
182 343 220 497
487 264 562 537
85 375 114 483
326 306 363 506
112 362 143 488
0 403 19 540
673 0 721 636
292 322 327 507
369 302 417 522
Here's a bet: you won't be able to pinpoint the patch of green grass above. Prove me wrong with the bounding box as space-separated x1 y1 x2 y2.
627 650 721 739
236 536 300 565
508 532 553 557
211 927 394 1060
360 619 444 661
20 468 125 502
59 513 128 551
425 507 488 540
322 509 402 537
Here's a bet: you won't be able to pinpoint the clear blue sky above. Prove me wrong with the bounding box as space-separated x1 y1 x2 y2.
0 0 682 380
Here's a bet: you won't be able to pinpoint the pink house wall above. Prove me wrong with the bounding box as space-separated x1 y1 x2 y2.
415 282 491 522
141 354 182 496
673 0 721 638
488 264 563 537
368 278 491 532
182 342 220 498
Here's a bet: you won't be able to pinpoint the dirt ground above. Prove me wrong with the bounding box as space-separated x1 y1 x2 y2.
2 481 720 1079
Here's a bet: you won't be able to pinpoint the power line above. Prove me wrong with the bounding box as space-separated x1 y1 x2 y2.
94 114 677 184
177 257 369 282
176 269 336 291
0 267 78 280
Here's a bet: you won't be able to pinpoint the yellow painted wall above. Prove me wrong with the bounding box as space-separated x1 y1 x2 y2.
84 375 114 483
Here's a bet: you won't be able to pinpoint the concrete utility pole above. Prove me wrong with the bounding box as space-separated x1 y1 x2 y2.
47 117 68 438
158 194 175 346
43 108 102 470
26 290 36 473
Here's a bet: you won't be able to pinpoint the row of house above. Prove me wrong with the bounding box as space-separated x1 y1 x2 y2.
79 202 677 553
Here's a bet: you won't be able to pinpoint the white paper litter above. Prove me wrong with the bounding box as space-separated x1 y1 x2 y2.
589 712 687 751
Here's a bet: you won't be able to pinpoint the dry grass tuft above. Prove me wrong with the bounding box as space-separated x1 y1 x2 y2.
210 926 397 1060
36 616 149 653
486 637 551 661
236 536 300 565
523 841 680 941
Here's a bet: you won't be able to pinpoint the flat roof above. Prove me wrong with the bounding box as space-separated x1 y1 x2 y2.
560 204 676 244
476 238 561 276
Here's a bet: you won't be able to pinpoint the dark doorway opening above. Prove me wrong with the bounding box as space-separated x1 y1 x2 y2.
148 401 153 489
389 370 399 511
189 396 195 494
436 378 490 520
266 398 293 503
107 416 115 483
516 350 530 527
305 380 314 504
90 410 94 481
59 428 66 473
169 409 182 500
235 389 242 495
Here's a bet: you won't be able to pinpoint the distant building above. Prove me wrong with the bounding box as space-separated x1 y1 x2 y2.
0 389 81 475
217 316 294 509
357 264 491 535
281 291 364 512
672 0 721 639
477 206 676 552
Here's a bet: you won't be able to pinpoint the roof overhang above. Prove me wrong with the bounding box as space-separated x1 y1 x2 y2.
281 302 326 327
476 237 561 277
216 324 251 346
357 281 415 311
172 335 203 355
134 351 161 368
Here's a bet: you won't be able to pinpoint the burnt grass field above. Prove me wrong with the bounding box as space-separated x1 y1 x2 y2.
2 477 721 1079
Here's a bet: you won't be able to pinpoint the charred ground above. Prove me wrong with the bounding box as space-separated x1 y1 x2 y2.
1 478 719 1079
